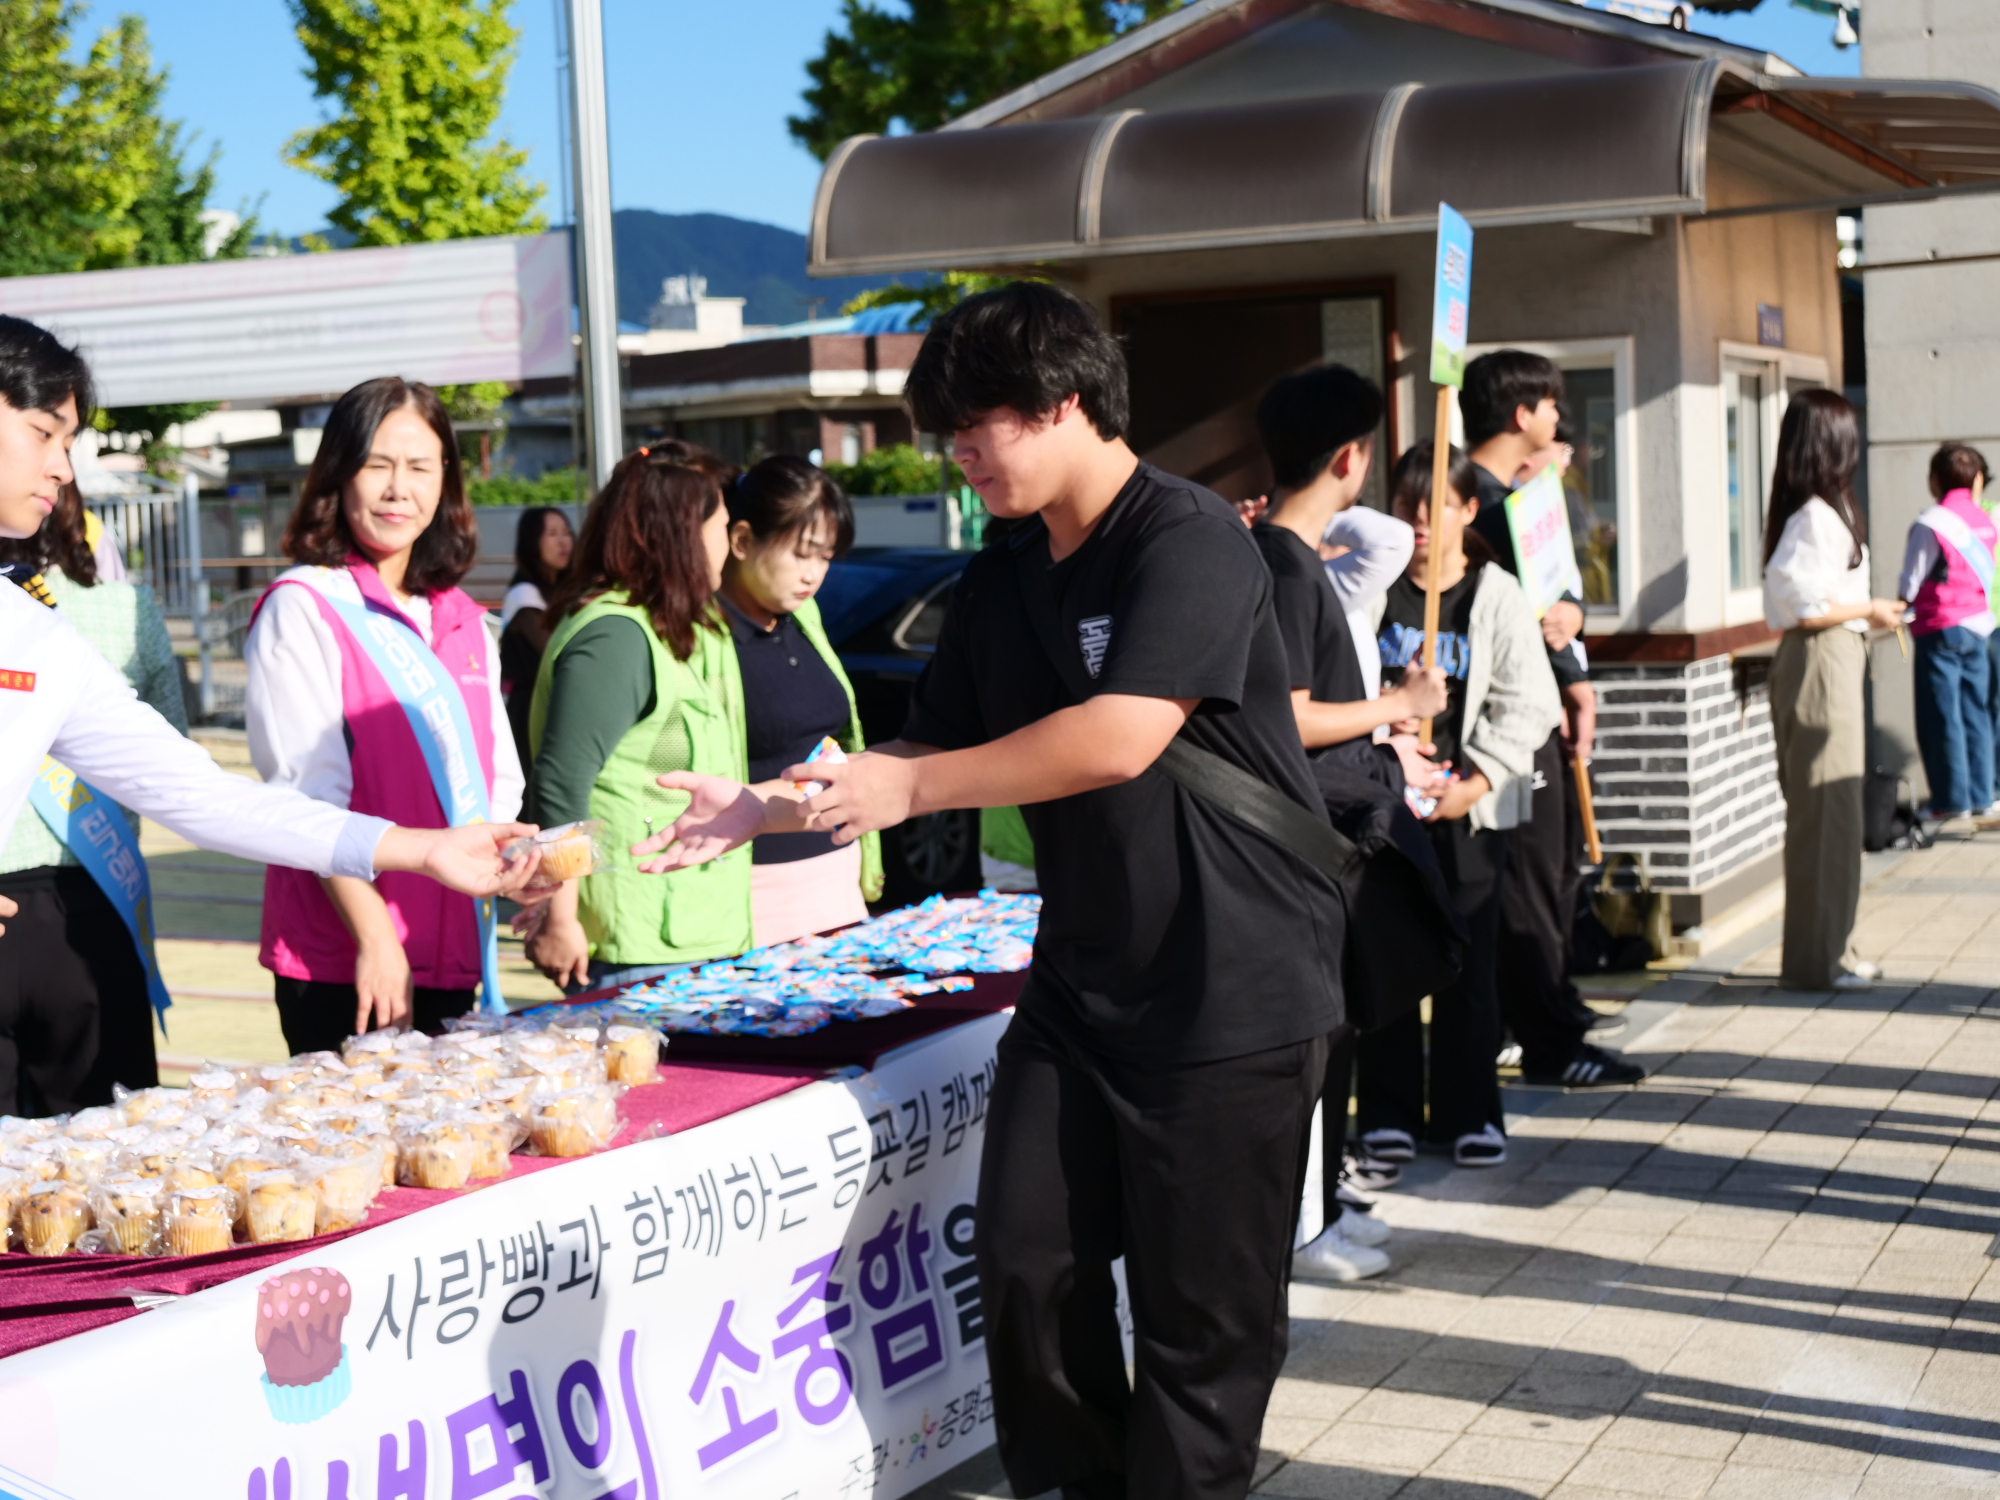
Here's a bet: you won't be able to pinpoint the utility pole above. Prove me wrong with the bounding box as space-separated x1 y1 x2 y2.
566 0 622 493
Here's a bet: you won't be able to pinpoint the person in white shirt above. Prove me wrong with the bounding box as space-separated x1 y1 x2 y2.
246 377 525 1054
1761 390 1905 990
499 504 574 766
0 316 542 949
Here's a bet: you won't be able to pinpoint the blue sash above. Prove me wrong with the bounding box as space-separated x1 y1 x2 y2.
1919 504 1997 625
29 759 173 1030
297 575 506 1013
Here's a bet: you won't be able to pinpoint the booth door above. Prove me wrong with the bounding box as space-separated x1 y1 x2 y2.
1115 289 1392 510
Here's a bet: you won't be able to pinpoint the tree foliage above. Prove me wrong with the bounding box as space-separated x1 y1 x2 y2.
0 3 249 278
285 0 546 247
841 271 1035 321
825 443 962 497
790 0 1186 160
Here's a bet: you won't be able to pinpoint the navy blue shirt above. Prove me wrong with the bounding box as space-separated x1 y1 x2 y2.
724 598 850 864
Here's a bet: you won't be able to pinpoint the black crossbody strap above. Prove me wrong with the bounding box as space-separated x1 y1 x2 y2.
1008 528 1360 886
1154 738 1361 885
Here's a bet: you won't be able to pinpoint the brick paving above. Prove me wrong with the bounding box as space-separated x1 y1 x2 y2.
915 828 2000 1500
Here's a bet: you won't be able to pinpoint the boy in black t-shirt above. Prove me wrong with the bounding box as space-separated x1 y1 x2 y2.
1461 351 1638 1088
1250 364 1445 1284
638 284 1341 1500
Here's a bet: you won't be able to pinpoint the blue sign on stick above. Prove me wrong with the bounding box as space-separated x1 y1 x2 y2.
1430 203 1474 389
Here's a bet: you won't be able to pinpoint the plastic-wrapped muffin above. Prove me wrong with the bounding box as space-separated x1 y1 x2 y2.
309 1142 387 1233
603 1024 663 1084
399 1127 478 1191
20 1183 91 1256
512 820 606 882
245 1171 319 1244
528 1087 621 1158
89 1176 164 1254
163 1185 235 1255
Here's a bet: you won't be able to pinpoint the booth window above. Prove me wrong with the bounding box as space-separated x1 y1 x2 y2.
1725 362 1768 593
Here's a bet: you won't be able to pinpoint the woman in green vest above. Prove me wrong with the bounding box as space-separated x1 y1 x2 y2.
718 456 881 946
524 440 754 991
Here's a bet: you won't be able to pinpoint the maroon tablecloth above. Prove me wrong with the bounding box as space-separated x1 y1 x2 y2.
0 1058 816 1361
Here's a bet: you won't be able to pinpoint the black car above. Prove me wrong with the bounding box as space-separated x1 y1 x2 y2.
817 546 978 905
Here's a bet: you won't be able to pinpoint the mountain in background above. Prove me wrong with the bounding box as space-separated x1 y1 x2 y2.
614 209 906 327
262 210 907 329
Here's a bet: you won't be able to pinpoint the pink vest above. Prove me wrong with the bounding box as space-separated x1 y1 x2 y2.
253 559 498 989
1909 488 1998 636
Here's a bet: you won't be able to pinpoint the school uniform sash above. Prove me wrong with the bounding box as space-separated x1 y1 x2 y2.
301 579 506 1012
1918 503 1997 626
29 759 173 1028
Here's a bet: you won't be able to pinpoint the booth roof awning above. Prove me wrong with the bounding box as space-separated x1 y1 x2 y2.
807 61 2000 277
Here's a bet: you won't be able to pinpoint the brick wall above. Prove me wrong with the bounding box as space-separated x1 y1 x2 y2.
1588 653 1782 893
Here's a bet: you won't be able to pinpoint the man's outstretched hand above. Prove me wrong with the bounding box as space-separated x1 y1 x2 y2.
375 822 543 897
632 773 772 872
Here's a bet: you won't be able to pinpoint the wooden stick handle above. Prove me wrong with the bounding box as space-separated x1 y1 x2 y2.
1572 755 1603 864
1417 385 1452 746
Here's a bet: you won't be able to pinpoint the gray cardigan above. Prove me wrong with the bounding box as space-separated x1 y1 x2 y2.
1366 561 1563 832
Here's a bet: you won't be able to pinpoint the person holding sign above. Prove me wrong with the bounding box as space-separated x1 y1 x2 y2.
1363 442 1561 1169
1460 352 1636 1088
0 483 185 1114
247 378 525 1054
1898 443 1996 820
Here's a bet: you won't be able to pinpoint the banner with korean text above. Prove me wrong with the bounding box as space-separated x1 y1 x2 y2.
0 1016 1008 1500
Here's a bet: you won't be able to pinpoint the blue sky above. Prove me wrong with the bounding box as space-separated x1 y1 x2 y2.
93 0 1859 240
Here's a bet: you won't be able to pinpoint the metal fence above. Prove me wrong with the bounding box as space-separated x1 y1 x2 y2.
83 473 220 717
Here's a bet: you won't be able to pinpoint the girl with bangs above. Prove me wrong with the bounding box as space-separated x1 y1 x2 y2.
246 377 524 1053
522 441 752 992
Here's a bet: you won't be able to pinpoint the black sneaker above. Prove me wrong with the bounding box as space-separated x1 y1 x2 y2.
1523 1043 1644 1088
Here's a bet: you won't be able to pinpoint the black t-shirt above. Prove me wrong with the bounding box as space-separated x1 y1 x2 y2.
902 462 1342 1065
1252 523 1368 707
724 599 850 864
1378 566 1480 769
1468 462 1587 689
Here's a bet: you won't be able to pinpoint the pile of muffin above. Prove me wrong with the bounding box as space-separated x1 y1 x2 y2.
0 1015 663 1258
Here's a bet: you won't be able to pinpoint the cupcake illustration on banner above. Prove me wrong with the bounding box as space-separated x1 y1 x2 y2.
255 1267 354 1423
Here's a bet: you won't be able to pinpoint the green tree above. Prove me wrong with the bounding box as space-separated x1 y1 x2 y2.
285 0 546 247
841 271 1035 321
790 0 1186 159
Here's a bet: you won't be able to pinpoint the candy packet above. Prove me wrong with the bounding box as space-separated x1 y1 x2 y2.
793 736 847 798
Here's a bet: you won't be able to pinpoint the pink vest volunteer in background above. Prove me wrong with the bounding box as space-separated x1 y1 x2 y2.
249 558 504 1004
1909 487 1998 636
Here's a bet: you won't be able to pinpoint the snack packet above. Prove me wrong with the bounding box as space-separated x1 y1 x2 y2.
504 820 610 882
793 736 847 798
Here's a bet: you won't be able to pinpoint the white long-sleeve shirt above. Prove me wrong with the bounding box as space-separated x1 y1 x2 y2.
1323 505 1415 699
246 567 523 821
0 579 385 876
1764 497 1870 633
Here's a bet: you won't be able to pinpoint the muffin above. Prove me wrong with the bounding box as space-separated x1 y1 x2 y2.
399 1129 478 1191
221 1153 282 1232
163 1186 234 1255
19 1183 91 1256
603 1025 662 1084
528 822 600 881
255 1267 355 1422
245 1171 319 1244
462 1115 522 1179
312 1145 386 1233
529 1089 619 1158
90 1177 164 1254
188 1068 239 1106
163 1161 219 1193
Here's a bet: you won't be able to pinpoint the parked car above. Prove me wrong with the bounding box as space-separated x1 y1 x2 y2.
817 547 979 905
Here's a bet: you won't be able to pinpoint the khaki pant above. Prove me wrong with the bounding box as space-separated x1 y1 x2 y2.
1770 626 1866 988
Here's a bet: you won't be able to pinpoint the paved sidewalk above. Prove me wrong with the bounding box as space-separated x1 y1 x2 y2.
915 828 2000 1500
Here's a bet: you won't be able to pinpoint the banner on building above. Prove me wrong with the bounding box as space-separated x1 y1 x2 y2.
0 233 574 408
0 1015 1008 1500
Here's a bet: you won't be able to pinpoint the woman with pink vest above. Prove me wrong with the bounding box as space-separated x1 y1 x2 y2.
1898 443 1997 821
246 378 524 1054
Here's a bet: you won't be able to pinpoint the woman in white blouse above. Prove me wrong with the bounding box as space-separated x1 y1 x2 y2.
1762 390 1904 990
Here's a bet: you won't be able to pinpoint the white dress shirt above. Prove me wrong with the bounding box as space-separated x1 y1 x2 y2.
246 566 524 820
0 580 385 876
1764 497 1871 633
1323 505 1416 700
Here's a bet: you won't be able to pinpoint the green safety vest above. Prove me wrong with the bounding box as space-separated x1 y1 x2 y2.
530 593 752 966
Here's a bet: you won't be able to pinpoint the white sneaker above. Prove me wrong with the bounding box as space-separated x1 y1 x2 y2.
1847 959 1883 980
1833 971 1873 990
1293 1220 1390 1282
1359 1128 1416 1162
1333 1205 1390 1248
1454 1123 1508 1168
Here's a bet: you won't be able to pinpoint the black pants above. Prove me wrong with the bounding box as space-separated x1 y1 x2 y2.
271 977 476 1057
1321 1027 1357 1222
1498 735 1595 1067
976 1008 1328 1500
0 868 159 1115
1356 818 1506 1144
